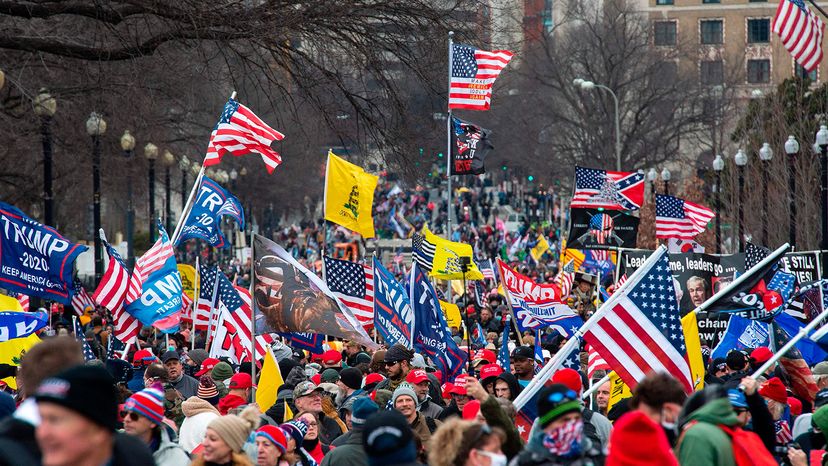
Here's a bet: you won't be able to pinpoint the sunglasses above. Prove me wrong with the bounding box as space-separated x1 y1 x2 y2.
734 408 748 414
546 389 578 403
384 361 399 367
120 411 141 422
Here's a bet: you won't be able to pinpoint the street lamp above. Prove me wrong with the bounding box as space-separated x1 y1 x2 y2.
647 168 658 198
162 150 175 234
574 78 621 171
785 135 799 248
86 112 107 282
712 154 725 253
120 130 136 266
661 168 671 196
144 142 159 242
33 89 56 227
179 156 190 209
734 149 748 252
758 142 773 245
816 125 828 274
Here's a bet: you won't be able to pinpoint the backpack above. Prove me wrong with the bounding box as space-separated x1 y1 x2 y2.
717 424 776 466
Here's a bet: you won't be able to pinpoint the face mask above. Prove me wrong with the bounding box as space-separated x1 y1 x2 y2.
542 419 583 457
661 408 679 445
475 450 507 466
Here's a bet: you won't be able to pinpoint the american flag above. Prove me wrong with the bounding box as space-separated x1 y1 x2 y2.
449 44 514 111
479 259 497 282
93 240 139 344
589 213 614 244
586 344 610 380
556 260 576 298
655 194 715 240
73 316 97 361
195 265 222 331
772 322 818 402
746 242 771 270
412 232 436 271
16 294 29 312
534 335 544 375
71 282 95 317
571 166 645 211
208 273 253 363
254 333 279 360
203 98 285 174
323 256 375 330
583 249 694 393
106 335 126 360
773 0 825 72
127 224 174 303
559 341 582 373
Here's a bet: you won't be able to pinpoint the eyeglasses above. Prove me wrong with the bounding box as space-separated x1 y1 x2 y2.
305 421 318 427
546 389 578 403
734 408 748 414
384 361 399 367
120 411 141 422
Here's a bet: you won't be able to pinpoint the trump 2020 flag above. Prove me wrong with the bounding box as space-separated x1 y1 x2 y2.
177 177 244 248
373 258 415 348
324 151 378 238
0 310 48 342
410 263 466 382
124 225 183 326
0 202 88 304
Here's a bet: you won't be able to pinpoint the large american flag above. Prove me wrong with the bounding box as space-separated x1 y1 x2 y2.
93 240 139 344
449 44 514 111
195 265 222 331
571 166 645 211
583 249 694 393
71 282 95 317
773 0 825 72
655 194 715 240
323 256 375 330
203 99 285 174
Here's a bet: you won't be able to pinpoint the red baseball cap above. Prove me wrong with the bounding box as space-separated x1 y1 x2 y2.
441 383 454 399
450 375 468 396
406 369 429 385
364 373 386 386
479 363 503 382
132 349 156 367
552 368 582 393
751 347 773 364
229 373 254 390
473 349 497 366
196 357 220 377
462 400 481 420
311 374 322 386
322 350 342 365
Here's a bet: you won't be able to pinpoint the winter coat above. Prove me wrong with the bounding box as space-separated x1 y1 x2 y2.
319 412 345 445
179 397 221 453
676 398 739 466
410 412 440 446
437 401 461 421
111 432 158 466
480 395 523 460
509 420 604 466
127 366 146 393
152 424 191 466
417 398 444 420
170 373 200 399
320 428 367 466
218 393 247 415
0 416 38 466
189 451 254 466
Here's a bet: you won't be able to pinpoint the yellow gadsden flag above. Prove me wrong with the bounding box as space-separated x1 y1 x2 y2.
255 346 284 412
682 311 705 391
421 226 484 280
530 235 550 262
177 264 196 300
440 300 462 329
0 294 40 390
324 151 378 238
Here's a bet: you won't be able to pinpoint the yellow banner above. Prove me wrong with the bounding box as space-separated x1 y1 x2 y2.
562 248 585 271
607 371 632 413
324 151 378 238
440 300 462 329
422 226 483 280
682 311 705 391
256 347 284 412
530 235 550 262
178 264 196 300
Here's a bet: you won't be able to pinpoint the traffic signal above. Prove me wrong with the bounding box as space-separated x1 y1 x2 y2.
527 175 534 182
501 165 507 171
438 152 444 159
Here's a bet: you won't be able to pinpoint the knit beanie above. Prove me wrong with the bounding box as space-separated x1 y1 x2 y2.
188 349 209 367
813 405 828 443
198 375 220 405
281 419 309 444
363 410 417 466
392 383 417 406
537 383 582 428
339 367 363 390
256 425 287 454
35 365 119 431
321 368 341 383
212 362 235 382
759 377 788 404
124 384 165 425
352 397 379 427
207 405 260 452
605 410 679 466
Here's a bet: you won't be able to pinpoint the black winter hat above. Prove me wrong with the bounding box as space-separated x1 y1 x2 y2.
339 367 363 390
34 365 119 431
537 383 581 428
363 410 417 466
383 344 413 363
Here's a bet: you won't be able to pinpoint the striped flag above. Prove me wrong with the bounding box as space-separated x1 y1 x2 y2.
16 294 29 312
70 282 95 317
479 259 497 282
449 44 514 111
323 256 375 330
773 0 825 72
412 232 436 271
254 333 279 360
93 240 139 344
587 344 610 380
556 260 576 298
583 248 694 393
195 265 222 331
73 316 97 361
203 98 285 174
655 194 715 240
571 166 645 211
126 225 174 303
208 273 253 363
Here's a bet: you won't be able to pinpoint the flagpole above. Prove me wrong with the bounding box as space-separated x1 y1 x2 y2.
192 256 200 351
249 229 257 399
691 243 790 316
170 90 237 246
582 373 610 400
446 31 454 238
204 266 222 350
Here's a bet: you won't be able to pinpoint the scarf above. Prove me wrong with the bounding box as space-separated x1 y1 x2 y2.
541 419 583 458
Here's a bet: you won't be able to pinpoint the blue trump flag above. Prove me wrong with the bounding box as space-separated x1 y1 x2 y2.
409 263 466 382
177 177 244 248
0 202 87 304
124 224 183 326
373 258 414 348
0 310 48 341
711 314 770 360
279 333 324 353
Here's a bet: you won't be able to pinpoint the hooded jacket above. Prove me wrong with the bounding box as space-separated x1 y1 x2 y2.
151 424 190 466
496 372 523 401
179 397 220 453
676 398 739 466
605 411 677 466
217 393 247 415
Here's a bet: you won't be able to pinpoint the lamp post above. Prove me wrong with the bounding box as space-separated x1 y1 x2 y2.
33 89 56 227
144 143 158 242
734 149 748 252
817 125 828 275
785 135 799 248
573 78 621 171
86 112 107 282
647 168 657 198
661 168 671 196
712 154 724 254
180 156 190 210
162 150 175 234
758 143 773 245
120 131 136 267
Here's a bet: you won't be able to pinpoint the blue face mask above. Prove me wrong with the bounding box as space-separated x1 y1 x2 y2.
542 419 583 458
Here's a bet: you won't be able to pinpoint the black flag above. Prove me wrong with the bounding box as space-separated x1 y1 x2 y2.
450 116 493 175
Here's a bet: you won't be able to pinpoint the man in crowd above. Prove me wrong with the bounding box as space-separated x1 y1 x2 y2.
375 344 414 393
294 381 343 444
595 380 610 416
405 369 443 419
511 346 535 388
122 386 189 465
321 350 343 372
217 372 253 415
392 383 440 447
162 350 198 399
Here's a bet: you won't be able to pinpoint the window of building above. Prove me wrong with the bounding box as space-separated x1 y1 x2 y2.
656 0 674 5
654 21 677 46
654 61 678 87
703 0 721 3
747 19 770 43
701 60 724 85
700 20 723 44
747 59 771 83
796 63 817 81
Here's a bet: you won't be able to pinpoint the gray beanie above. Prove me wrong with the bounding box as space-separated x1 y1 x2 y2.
392 383 417 406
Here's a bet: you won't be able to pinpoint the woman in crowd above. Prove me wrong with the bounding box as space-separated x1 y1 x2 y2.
190 405 260 466
427 418 507 466
255 425 291 466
